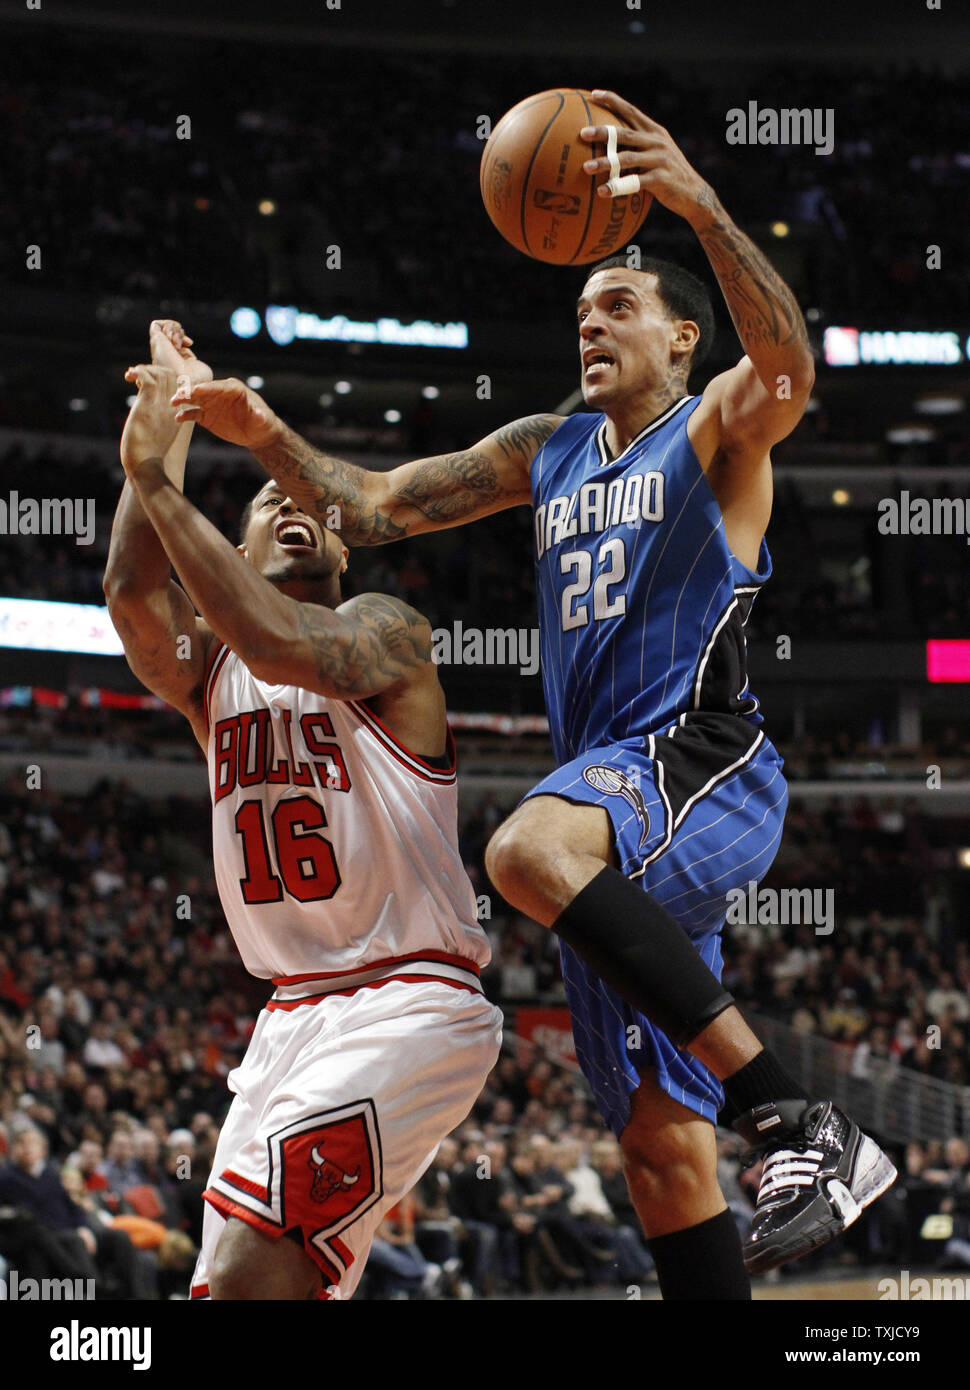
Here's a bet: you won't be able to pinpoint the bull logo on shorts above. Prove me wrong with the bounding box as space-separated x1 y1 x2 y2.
582 765 650 851
307 1145 361 1205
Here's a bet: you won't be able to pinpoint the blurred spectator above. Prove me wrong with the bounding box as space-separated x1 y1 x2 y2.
0 1124 148 1297
366 1193 446 1299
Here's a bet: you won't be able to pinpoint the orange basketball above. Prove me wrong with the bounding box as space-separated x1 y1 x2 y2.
480 88 651 265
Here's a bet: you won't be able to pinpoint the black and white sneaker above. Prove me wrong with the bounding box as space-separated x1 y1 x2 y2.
732 1098 897 1275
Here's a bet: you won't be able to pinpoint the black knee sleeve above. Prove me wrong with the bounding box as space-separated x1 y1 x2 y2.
553 866 734 1048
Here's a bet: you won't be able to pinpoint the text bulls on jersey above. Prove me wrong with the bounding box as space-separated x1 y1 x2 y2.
534 469 665 560
214 707 351 803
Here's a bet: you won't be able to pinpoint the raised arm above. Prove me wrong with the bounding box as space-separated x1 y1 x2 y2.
581 90 815 453
121 364 440 702
172 376 561 545
687 185 815 450
103 323 216 750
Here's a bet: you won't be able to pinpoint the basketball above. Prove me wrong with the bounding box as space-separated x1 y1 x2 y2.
479 88 651 265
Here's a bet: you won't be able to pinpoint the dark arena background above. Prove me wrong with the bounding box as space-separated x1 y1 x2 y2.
1 0 969 1359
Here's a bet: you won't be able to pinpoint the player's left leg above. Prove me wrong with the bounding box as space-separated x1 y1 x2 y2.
485 744 775 1074
210 1218 321 1300
488 715 896 1275
485 764 785 1080
618 1075 750 1300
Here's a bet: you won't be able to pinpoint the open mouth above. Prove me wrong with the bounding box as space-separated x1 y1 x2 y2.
274 519 317 550
583 351 616 376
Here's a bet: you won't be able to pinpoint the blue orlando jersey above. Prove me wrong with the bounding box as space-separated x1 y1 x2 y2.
531 395 770 765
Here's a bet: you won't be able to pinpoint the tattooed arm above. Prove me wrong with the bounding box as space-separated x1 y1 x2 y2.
104 324 216 751
687 184 815 447
260 412 562 545
172 376 561 545
120 365 437 701
581 90 815 453
283 591 435 699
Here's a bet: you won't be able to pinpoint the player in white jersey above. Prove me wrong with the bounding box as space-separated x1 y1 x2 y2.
104 322 502 1299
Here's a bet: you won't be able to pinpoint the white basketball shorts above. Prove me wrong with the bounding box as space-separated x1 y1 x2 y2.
189 953 502 1299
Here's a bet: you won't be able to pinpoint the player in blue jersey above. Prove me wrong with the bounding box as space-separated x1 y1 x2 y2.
175 90 896 1297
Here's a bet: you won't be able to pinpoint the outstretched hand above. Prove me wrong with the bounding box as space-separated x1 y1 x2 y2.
148 319 213 389
171 377 283 450
120 364 182 476
580 89 711 223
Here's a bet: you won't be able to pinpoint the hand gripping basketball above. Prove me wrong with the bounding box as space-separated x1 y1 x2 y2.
580 89 711 221
479 87 651 264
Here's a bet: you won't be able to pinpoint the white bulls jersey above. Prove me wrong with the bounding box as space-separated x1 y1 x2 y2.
202 642 491 981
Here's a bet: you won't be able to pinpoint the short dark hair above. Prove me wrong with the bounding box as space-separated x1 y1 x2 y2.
581 254 716 371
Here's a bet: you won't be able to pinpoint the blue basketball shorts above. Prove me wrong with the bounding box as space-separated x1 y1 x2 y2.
521 711 788 1138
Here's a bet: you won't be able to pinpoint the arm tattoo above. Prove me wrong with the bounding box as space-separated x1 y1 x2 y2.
254 415 559 545
695 185 810 355
491 414 562 462
109 587 205 716
395 414 558 525
396 414 559 525
254 427 408 546
395 450 504 525
294 593 432 697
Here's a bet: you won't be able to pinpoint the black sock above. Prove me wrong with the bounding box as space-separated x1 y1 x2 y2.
553 866 734 1048
647 1209 750 1300
720 1049 805 1125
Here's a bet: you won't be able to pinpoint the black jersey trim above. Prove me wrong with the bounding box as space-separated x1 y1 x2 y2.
346 701 457 783
594 395 694 468
630 721 765 877
692 597 740 710
203 643 231 735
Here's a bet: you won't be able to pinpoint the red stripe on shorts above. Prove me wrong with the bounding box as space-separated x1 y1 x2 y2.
203 1188 343 1289
330 1235 355 1269
266 972 481 1010
221 1167 267 1201
272 950 481 986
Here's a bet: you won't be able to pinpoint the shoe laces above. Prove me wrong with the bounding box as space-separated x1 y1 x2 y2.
756 1144 825 1202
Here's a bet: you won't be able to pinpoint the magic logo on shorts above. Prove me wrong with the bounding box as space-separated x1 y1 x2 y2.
582 765 650 850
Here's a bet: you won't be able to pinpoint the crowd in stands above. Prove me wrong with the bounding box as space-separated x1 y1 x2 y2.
1 767 969 1296
4 33 970 655
8 699 970 792
5 33 970 324
467 792 970 1088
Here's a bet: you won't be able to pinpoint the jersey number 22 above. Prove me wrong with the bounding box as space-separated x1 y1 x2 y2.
560 538 627 631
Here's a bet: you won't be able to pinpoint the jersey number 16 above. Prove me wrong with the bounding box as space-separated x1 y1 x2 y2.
235 795 341 904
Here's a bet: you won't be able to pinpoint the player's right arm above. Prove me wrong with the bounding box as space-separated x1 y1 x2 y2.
103 323 216 751
172 377 561 545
